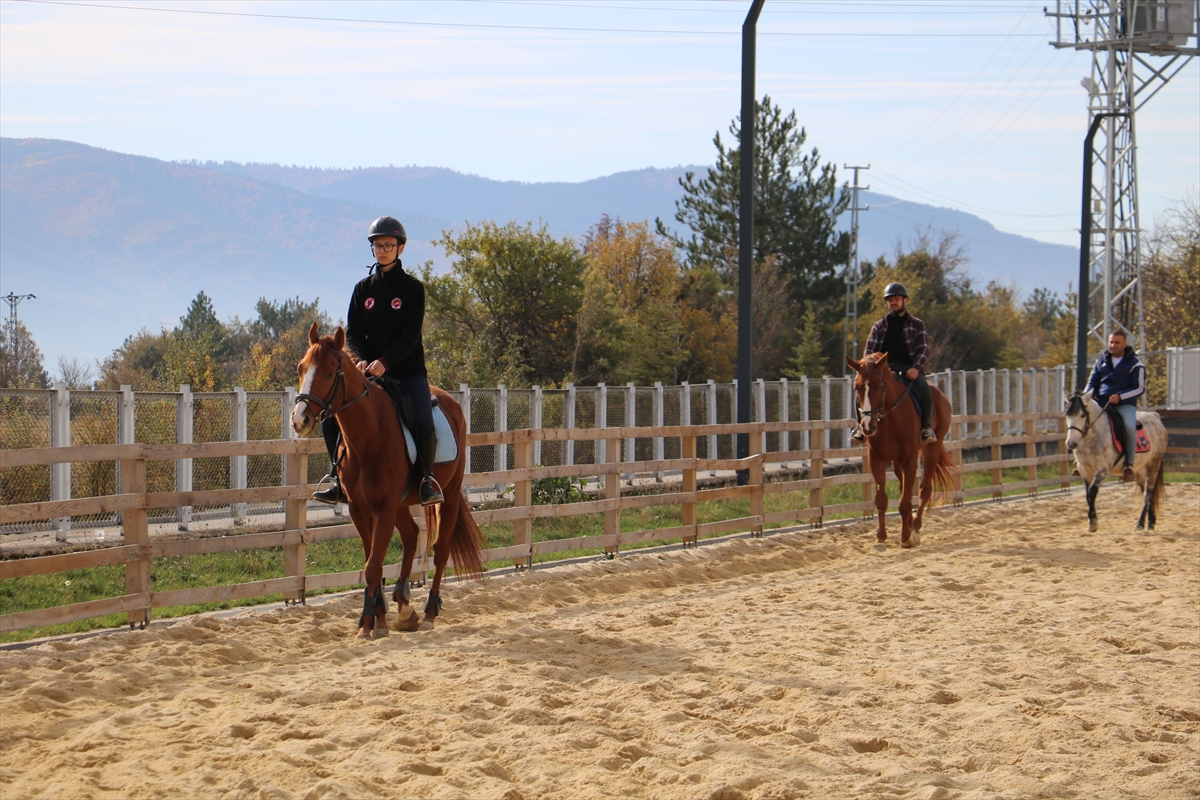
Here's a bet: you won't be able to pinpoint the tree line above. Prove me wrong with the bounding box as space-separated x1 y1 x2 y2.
3 99 1196 393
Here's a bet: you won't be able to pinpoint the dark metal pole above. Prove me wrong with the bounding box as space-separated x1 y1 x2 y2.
1076 112 1123 392
737 0 765 483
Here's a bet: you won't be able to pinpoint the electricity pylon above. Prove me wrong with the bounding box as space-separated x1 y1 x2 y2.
1046 1 1197 361
842 165 869 375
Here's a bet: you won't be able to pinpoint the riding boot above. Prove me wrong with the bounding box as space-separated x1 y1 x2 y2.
417 433 444 506
915 373 936 443
313 421 347 504
313 462 348 505
850 407 866 444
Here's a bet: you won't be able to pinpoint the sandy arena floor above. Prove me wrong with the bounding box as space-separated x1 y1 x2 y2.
2 484 1198 800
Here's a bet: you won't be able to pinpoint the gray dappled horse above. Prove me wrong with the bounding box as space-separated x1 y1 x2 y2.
1063 389 1168 532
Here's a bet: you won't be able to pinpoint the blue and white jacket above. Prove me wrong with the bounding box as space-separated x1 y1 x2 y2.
1086 345 1146 403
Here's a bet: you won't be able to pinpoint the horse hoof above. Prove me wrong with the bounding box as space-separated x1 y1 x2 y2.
420 615 436 631
872 543 886 552
1088 520 1099 533
395 609 420 632
901 539 914 549
371 621 389 639
356 629 372 640
910 532 920 547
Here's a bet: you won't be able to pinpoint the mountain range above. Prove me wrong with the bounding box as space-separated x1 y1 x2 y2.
1 137 1078 368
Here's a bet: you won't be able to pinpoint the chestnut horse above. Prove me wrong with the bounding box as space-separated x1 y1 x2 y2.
291 323 483 639
846 353 956 548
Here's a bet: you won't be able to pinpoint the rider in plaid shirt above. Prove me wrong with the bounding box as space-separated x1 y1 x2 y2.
851 282 937 444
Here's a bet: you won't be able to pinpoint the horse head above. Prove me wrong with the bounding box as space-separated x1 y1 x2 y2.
291 322 353 436
1063 388 1098 451
846 352 890 437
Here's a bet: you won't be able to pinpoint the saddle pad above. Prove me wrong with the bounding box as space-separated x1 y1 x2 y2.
402 406 459 465
1109 422 1151 455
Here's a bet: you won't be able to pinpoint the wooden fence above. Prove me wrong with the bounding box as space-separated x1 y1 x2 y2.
0 411 1086 634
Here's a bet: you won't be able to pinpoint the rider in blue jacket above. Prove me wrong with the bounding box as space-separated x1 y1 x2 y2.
1085 329 1146 482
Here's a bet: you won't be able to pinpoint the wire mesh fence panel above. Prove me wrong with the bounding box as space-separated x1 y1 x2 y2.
469 390 497 474
0 391 52 533
505 390 532 471
573 388 597 466
663 386 682 461
762 382 780 453
247 393 285 517
604 388 628 462
686 384 712 458
135 393 180 523
539 390 567 467
69 392 120 527
191 394 232 519
634 387 654 463
715 383 734 459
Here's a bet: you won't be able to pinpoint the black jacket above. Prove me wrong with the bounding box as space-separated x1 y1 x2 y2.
345 261 427 377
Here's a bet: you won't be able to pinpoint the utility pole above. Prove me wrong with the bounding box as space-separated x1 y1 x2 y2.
1047 1 1197 368
2 292 36 359
737 0 766 485
842 165 870 375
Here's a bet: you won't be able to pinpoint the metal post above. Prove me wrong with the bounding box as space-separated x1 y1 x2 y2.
564 382 575 467
177 385 193 530
50 383 71 540
779 377 789 455
459 383 472 473
625 382 636 482
843 164 870 374
800 376 810 452
281 387 296 517
597 383 608 467
754 378 766 456
496 384 507 495
737 0 767 482
707 380 718 469
231 387 247 523
531 385 543 467
653 382 664 481
821 376 831 451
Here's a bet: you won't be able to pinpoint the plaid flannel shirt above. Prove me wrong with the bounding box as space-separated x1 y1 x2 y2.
864 313 930 373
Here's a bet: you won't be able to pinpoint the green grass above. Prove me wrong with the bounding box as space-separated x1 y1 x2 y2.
2 463 1193 644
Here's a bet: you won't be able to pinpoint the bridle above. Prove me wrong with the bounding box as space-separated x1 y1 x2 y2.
856 363 915 428
295 348 371 423
1066 394 1100 441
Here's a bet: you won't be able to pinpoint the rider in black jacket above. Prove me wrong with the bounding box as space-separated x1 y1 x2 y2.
313 216 444 506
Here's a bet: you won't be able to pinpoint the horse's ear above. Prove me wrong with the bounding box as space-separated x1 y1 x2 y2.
845 356 861 372
333 326 345 350
308 321 320 345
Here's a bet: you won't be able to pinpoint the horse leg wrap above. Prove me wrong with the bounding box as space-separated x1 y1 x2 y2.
424 593 443 618
393 580 411 605
360 587 377 627
374 584 387 616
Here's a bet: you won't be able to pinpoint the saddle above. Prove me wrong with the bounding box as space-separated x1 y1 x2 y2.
1104 406 1150 456
376 377 459 466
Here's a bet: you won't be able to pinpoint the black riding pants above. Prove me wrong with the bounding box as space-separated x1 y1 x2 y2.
893 366 933 428
320 375 435 465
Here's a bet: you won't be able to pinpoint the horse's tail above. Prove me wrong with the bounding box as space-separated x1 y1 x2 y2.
446 493 485 580
925 439 958 507
1149 457 1166 516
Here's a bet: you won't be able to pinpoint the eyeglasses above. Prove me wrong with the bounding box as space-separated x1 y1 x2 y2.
371 242 398 252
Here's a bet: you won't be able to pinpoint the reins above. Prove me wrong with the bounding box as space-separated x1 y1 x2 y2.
295 349 372 423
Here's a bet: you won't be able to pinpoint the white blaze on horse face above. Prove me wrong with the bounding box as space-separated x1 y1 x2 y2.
859 384 875 434
291 363 317 432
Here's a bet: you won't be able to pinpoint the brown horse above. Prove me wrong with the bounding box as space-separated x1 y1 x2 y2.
291 323 483 639
846 353 956 548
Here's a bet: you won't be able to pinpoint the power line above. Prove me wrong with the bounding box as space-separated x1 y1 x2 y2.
13 0 1054 36
868 168 1075 218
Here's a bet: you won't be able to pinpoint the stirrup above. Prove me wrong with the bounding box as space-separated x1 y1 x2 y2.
1121 467 1136 483
850 426 866 444
313 474 346 505
921 427 937 443
419 476 444 506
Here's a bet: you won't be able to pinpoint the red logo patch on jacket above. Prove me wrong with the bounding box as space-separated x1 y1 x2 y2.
391 298 402 310
364 297 375 310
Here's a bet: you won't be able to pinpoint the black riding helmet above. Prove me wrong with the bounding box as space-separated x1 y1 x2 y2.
884 282 909 299
367 216 407 245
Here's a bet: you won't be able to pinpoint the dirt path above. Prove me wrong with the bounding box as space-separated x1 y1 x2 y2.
2 484 1197 800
